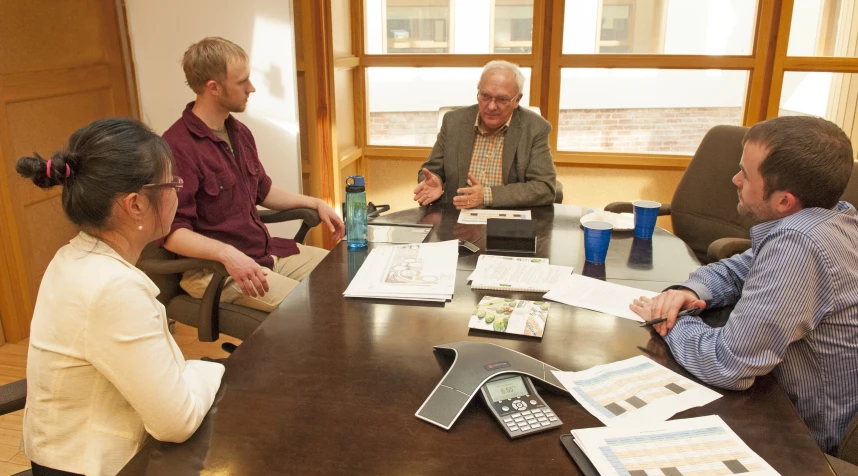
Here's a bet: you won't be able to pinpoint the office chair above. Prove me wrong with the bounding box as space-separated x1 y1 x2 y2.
605 125 757 264
137 208 321 343
708 163 858 262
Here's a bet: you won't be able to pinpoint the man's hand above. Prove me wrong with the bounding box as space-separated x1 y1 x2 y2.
413 168 444 206
316 199 345 241
220 246 269 298
453 173 485 210
630 288 707 337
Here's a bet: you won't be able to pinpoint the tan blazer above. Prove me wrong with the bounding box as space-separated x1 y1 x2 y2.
418 105 557 208
23 232 224 476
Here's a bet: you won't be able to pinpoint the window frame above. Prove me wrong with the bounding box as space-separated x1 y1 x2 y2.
358 0 858 168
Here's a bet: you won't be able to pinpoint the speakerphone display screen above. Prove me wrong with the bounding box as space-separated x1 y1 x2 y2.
486 375 528 402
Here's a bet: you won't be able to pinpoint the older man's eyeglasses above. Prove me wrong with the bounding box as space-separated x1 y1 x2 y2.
477 91 516 106
142 176 184 192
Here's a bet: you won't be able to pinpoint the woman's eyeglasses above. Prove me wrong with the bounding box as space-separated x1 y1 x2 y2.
142 176 184 192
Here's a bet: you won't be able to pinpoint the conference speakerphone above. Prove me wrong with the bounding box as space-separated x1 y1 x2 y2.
480 373 562 438
416 342 567 438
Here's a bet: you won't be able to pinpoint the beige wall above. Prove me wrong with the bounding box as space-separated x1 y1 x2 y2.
366 159 682 230
125 0 302 239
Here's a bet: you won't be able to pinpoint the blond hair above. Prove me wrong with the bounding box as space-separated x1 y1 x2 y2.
182 37 248 94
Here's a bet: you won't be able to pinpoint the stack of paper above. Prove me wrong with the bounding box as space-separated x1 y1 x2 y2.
343 240 458 302
469 255 572 293
568 415 780 476
543 274 657 322
552 356 721 427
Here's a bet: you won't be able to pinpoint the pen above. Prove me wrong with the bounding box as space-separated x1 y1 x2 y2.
639 307 701 327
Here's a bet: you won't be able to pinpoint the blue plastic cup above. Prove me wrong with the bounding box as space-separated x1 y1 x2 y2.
633 200 661 239
583 221 613 264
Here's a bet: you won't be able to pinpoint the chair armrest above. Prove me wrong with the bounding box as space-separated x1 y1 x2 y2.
138 255 229 342
0 379 26 415
707 238 752 262
258 207 321 227
604 202 672 216
137 257 228 277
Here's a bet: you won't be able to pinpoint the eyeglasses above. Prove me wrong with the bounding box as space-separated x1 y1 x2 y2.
477 91 516 106
142 176 184 192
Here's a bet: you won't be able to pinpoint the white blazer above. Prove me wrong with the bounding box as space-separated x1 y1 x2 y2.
23 232 225 476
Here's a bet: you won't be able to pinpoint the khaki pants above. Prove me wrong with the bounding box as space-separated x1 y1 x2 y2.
180 244 329 312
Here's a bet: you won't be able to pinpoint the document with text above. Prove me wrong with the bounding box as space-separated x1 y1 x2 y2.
553 355 721 427
543 274 657 322
343 240 458 302
470 259 572 293
569 415 779 476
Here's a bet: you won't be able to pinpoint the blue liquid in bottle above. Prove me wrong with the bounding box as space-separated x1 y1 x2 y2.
346 176 368 249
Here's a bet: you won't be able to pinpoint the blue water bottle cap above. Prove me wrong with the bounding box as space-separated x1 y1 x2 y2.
347 176 365 187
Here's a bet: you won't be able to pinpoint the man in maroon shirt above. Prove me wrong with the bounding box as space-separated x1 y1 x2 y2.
162 37 344 312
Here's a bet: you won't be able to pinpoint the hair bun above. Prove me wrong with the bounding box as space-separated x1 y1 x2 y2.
14 151 67 189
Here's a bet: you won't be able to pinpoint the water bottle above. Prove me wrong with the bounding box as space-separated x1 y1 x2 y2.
345 175 368 249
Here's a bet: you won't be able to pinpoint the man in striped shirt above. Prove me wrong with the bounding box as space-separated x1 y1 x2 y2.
413 60 557 209
631 116 858 454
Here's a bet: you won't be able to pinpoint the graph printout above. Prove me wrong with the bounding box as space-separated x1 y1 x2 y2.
553 356 721 426
571 416 780 476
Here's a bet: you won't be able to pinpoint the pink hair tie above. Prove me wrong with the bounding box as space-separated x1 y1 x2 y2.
45 159 71 178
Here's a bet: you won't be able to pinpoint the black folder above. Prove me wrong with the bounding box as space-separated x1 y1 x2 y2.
560 434 600 476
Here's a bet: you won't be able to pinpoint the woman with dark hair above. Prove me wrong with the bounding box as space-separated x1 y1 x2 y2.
16 118 224 476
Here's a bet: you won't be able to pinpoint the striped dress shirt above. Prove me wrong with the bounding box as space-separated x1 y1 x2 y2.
469 113 513 206
665 201 858 453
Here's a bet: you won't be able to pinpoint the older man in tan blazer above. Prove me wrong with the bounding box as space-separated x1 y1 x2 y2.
413 60 557 209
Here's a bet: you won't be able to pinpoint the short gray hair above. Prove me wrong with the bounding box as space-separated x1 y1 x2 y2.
479 60 525 96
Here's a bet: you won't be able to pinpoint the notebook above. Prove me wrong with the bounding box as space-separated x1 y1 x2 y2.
470 259 573 293
467 296 550 337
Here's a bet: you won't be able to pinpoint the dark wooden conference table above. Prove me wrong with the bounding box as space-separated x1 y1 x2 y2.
120 204 832 475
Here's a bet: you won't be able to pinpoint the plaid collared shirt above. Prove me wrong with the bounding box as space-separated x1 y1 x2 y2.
469 112 513 206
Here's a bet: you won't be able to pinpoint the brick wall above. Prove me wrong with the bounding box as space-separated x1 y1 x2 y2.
369 107 744 154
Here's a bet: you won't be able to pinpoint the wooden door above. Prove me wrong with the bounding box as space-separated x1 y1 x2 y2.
0 0 135 342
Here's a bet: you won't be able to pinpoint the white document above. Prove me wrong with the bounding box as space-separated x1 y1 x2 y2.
343 240 458 302
543 273 657 322
466 254 549 282
457 209 532 225
470 259 573 293
553 355 721 427
571 415 780 476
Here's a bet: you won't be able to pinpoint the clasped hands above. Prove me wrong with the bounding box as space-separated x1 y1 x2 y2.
629 288 707 337
413 168 484 210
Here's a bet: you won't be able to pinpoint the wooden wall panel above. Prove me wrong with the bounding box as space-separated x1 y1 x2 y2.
335 69 356 151
331 0 354 57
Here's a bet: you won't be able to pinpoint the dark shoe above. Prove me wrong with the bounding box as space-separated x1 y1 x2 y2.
221 342 238 354
200 356 227 364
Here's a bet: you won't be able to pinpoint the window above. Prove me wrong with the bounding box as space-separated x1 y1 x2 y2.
365 0 535 54
557 69 748 155
492 0 534 53
788 0 858 56
779 72 858 147
384 0 450 54
367 67 533 146
564 0 757 55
